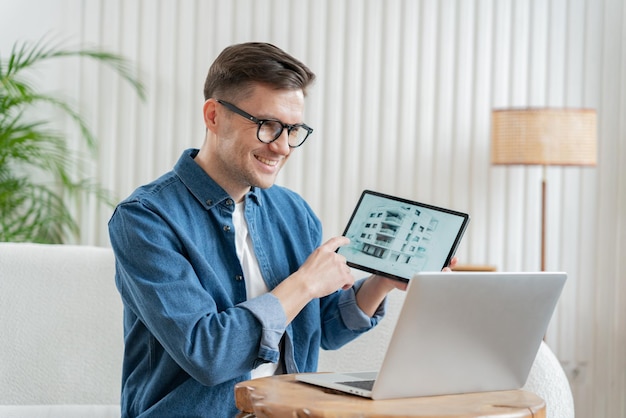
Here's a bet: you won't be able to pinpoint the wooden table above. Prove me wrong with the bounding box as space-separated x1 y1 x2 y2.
452 264 497 272
235 374 546 417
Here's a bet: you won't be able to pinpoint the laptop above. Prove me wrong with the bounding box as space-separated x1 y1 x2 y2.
296 271 566 399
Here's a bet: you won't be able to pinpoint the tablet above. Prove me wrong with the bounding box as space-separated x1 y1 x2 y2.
337 190 470 282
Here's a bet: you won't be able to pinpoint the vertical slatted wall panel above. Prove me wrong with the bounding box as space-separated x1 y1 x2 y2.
617 2 626 415
595 0 625 415
12 0 622 415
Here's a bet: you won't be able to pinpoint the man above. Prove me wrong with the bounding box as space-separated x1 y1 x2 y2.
109 42 444 417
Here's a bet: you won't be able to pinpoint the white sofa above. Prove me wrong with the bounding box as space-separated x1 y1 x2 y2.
0 242 575 417
0 243 122 418
524 341 576 417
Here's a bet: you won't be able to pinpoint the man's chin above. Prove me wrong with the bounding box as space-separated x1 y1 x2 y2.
252 176 279 190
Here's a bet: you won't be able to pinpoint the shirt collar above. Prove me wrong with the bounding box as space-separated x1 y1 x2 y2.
174 148 262 210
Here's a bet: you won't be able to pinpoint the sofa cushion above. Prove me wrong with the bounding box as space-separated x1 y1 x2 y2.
0 405 120 418
0 243 122 406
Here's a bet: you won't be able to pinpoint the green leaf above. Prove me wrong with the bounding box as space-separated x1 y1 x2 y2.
0 35 145 243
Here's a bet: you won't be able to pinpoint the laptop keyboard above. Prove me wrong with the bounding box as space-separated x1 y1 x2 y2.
338 379 376 391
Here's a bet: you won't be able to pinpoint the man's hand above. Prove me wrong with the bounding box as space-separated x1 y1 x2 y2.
443 256 458 272
294 236 355 298
272 236 355 324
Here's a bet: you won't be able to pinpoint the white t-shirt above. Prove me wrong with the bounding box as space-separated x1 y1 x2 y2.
232 201 280 378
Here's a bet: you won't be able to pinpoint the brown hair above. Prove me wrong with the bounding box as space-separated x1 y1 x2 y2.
203 42 316 102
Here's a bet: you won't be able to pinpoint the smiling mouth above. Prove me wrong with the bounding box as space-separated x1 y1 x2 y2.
255 155 279 167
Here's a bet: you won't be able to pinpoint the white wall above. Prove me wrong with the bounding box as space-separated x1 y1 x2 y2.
2 0 624 416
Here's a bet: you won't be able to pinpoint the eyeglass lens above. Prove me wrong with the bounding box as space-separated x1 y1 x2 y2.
258 120 309 147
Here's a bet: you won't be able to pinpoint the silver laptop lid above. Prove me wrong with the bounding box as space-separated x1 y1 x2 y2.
371 271 566 399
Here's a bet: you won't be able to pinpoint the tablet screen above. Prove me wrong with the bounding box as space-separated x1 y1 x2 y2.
337 190 470 282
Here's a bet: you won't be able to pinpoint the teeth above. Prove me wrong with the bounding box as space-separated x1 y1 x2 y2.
256 155 278 166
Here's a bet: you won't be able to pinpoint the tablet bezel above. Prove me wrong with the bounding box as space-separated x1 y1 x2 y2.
337 190 470 282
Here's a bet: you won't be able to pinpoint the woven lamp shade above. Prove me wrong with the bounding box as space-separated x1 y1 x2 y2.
491 108 597 166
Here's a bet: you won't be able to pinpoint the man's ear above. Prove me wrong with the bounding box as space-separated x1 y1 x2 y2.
203 99 219 133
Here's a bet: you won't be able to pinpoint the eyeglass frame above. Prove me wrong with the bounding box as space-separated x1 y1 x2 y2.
216 99 314 148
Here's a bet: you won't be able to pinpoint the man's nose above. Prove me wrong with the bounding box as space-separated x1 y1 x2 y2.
268 130 291 154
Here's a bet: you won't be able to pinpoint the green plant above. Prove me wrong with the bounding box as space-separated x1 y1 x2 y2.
0 36 145 243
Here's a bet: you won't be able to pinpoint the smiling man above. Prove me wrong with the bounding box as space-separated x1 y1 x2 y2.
108 42 409 418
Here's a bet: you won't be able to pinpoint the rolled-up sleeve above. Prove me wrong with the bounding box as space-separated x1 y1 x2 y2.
239 293 287 364
338 279 386 330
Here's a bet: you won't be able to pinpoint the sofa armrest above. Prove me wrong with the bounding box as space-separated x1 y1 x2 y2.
0 405 120 418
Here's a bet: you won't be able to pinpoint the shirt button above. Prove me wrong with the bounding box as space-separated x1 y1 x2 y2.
223 225 231 232
206 199 213 206
235 275 243 281
225 198 234 206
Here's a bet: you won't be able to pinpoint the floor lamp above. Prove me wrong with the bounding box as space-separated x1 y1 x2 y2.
491 108 597 271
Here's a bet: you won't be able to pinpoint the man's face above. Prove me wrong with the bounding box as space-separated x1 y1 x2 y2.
209 84 306 198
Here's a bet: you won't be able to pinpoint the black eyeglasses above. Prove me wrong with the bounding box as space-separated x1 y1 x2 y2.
216 99 313 148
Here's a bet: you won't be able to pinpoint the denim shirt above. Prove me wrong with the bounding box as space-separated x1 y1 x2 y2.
108 149 385 418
